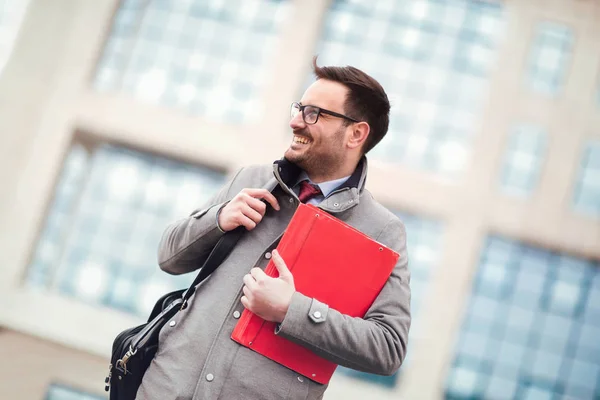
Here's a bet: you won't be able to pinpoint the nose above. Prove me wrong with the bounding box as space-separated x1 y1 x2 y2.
289 110 306 130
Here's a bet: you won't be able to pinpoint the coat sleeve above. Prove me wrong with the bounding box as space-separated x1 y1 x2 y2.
157 168 244 275
275 217 411 376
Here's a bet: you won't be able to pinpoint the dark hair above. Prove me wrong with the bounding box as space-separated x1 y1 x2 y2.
312 56 390 154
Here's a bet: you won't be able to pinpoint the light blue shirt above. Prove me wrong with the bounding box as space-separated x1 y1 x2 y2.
293 171 351 206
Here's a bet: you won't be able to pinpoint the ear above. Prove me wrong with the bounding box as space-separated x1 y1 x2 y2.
347 121 370 151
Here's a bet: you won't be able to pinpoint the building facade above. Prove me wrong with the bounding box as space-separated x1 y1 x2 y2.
0 0 599 399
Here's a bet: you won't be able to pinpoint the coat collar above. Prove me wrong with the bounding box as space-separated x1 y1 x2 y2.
271 157 368 213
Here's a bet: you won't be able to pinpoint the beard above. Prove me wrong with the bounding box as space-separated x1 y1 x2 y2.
285 125 347 179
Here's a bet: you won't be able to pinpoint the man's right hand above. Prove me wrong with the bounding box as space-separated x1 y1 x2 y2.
218 188 280 232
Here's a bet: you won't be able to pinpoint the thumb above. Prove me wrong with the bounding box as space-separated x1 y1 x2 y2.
272 250 293 283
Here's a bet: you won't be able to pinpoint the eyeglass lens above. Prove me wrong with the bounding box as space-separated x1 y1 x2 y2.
291 103 320 124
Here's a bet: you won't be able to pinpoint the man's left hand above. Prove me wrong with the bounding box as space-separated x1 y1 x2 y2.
241 250 295 323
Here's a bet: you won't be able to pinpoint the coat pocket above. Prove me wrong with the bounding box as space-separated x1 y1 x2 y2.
220 345 308 400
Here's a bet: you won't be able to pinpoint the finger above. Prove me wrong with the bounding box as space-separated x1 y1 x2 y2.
244 189 280 211
240 296 250 309
272 249 293 281
243 273 258 291
242 285 253 300
246 196 267 216
236 214 257 231
250 267 268 282
241 203 263 225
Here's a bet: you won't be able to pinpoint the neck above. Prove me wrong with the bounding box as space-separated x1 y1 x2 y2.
306 159 358 184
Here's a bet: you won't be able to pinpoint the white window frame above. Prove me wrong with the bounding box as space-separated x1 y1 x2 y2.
0 1 599 399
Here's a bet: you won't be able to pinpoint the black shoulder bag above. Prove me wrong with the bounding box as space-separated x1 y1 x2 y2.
104 226 244 400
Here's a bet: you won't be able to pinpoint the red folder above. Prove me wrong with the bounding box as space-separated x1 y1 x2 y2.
231 203 399 384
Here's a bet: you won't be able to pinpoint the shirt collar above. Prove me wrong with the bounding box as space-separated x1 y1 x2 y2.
294 171 351 198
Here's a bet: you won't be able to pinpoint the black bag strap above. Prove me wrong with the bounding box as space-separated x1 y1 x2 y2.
178 177 281 310
128 226 245 352
179 225 245 310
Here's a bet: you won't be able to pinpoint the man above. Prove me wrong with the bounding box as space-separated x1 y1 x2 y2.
136 58 411 400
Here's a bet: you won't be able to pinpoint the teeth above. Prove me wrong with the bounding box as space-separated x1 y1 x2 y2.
294 136 310 144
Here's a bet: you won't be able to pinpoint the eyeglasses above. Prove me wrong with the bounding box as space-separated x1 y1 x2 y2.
290 102 359 125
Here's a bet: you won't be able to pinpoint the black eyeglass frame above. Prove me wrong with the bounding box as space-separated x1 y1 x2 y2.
290 102 359 125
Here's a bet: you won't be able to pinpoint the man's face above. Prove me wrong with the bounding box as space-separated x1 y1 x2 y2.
285 79 353 180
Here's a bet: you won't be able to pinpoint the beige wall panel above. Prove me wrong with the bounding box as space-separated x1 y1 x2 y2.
0 329 106 400
1 0 599 399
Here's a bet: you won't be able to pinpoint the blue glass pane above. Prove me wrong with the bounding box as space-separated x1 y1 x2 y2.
573 140 600 217
499 125 546 196
583 276 600 326
518 384 555 400
545 280 582 316
46 383 104 400
476 257 514 298
484 371 519 400
446 362 488 399
317 0 505 178
526 22 573 95
94 0 290 124
445 236 600 399
504 304 536 342
28 145 225 317
495 340 528 370
556 255 589 282
512 269 546 307
576 322 600 363
567 359 600 392
458 331 489 360
339 210 442 387
28 144 90 288
529 351 564 382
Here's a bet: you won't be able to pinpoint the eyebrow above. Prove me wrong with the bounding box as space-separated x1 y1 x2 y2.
299 102 326 109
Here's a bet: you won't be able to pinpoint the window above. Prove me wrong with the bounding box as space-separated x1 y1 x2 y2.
27 143 225 317
445 236 600 400
339 211 442 387
499 124 546 196
526 22 573 95
0 0 32 75
94 0 290 123
45 384 104 400
315 0 505 177
573 140 600 217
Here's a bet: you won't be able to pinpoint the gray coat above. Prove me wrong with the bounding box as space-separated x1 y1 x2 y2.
136 158 411 400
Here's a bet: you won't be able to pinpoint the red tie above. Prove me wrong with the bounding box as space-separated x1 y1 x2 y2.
298 181 322 203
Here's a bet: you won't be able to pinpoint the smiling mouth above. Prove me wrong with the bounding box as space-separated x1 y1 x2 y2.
293 135 312 145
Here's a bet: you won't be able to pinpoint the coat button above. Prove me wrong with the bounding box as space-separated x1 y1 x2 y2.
289 198 294 203
206 373 214 382
313 311 322 319
233 311 241 319
169 320 176 327
265 252 272 259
